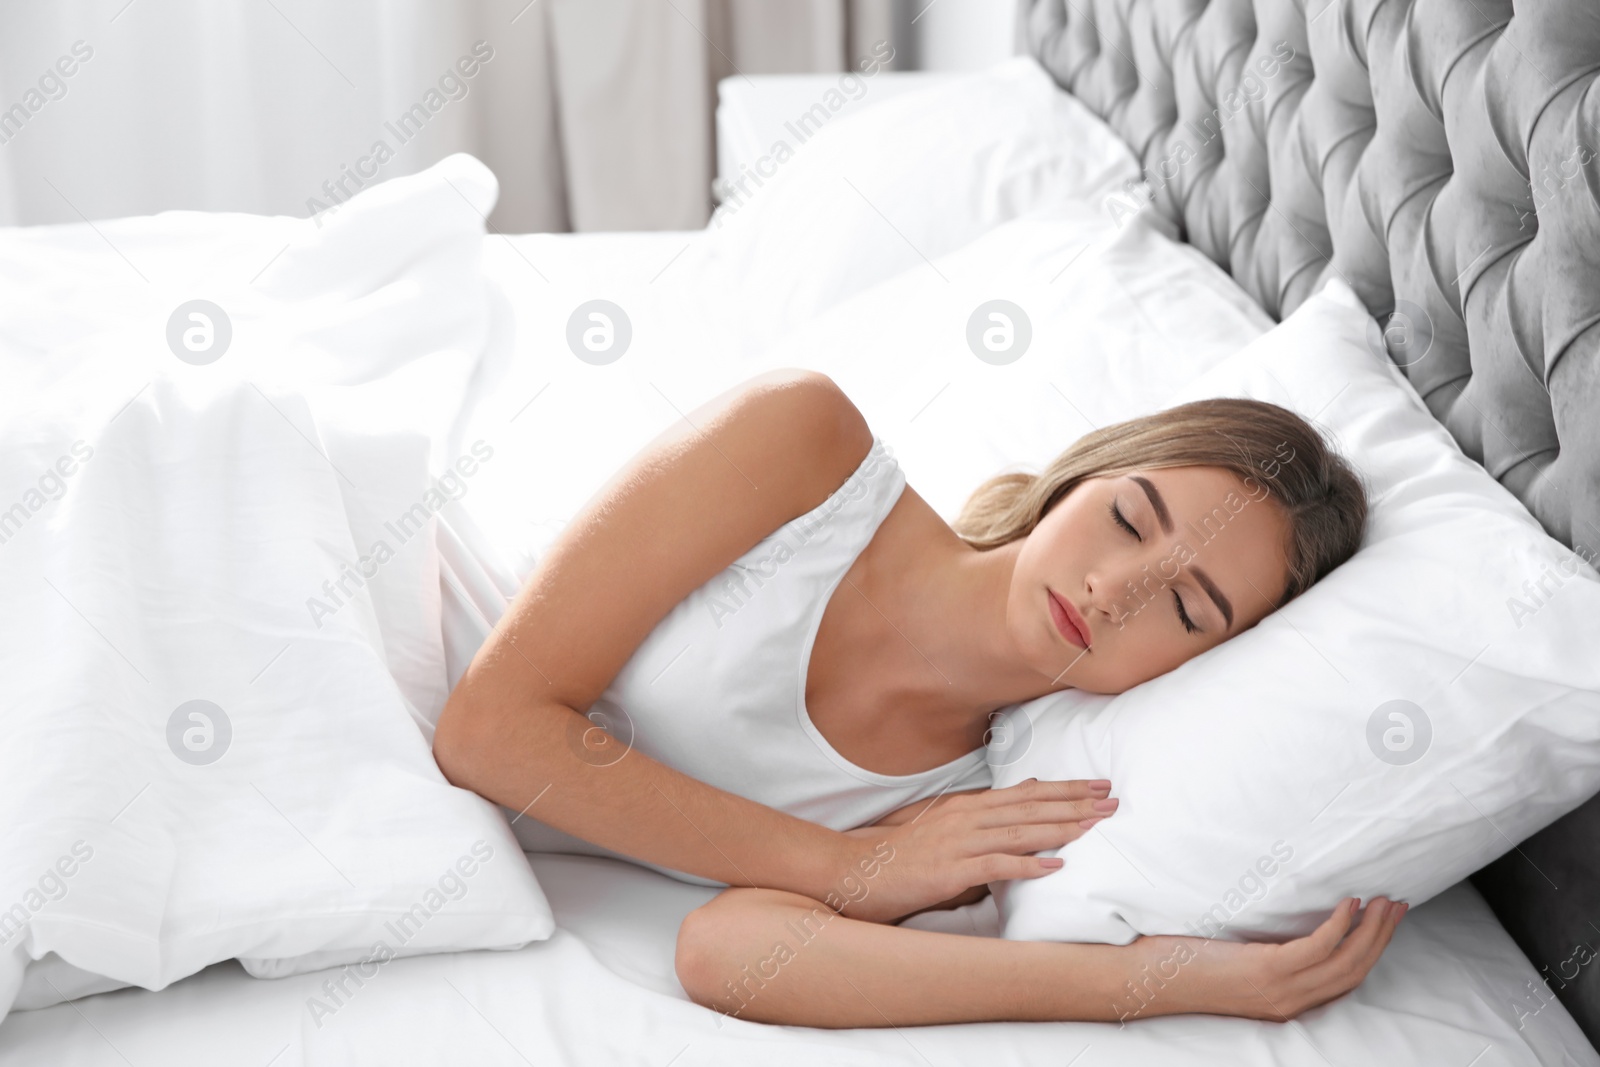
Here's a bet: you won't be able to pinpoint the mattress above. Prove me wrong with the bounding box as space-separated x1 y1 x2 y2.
1 215 1594 1065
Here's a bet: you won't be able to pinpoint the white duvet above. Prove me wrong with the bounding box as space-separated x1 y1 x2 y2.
0 155 552 1021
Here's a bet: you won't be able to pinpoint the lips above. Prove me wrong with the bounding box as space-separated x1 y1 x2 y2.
1048 589 1091 650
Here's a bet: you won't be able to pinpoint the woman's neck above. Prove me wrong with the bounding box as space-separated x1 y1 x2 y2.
857 485 1074 744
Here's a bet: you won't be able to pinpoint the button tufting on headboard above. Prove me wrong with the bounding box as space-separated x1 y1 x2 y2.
1018 0 1600 556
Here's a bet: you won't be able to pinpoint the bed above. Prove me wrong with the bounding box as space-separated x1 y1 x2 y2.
2 0 1598 1063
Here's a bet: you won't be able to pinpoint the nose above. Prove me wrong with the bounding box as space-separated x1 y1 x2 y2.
1086 565 1141 630
1084 570 1114 620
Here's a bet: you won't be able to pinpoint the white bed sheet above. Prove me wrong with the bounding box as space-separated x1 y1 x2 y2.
0 849 1590 1067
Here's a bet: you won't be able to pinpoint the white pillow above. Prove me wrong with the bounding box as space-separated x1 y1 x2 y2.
989 278 1600 945
674 55 1141 356
724 197 1275 521
464 197 1275 584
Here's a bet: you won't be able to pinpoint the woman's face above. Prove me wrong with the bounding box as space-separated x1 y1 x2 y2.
1011 465 1293 694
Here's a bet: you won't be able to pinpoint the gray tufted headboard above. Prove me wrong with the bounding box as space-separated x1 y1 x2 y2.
1017 0 1600 1042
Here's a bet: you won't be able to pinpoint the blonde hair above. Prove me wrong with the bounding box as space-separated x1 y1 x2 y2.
952 398 1368 609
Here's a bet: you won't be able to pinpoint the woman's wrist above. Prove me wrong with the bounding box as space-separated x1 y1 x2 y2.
766 824 906 922
1101 936 1209 1024
814 826 898 915
758 822 873 910
1025 937 1211 1024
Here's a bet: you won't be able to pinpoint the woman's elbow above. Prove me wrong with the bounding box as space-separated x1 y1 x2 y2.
676 888 807 1018
432 688 489 788
676 895 738 1010
675 889 838 1023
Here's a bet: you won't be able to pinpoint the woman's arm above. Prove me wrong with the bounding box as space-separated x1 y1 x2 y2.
434 368 1105 922
435 369 869 903
675 886 1405 1027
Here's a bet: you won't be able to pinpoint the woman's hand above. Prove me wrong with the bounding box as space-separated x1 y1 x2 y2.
1124 896 1407 1022
830 777 1115 925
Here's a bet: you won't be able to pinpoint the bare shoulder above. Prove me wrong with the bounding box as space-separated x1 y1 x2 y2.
592 367 875 553
444 367 874 721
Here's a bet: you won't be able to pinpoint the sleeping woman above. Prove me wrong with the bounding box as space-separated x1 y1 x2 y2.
432 366 1401 1028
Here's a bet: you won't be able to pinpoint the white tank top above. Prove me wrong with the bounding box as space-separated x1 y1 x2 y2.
437 434 996 887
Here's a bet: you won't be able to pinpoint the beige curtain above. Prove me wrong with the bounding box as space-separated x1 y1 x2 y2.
535 0 900 232
0 0 897 232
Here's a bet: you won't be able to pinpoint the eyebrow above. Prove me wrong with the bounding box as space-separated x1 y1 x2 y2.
1130 475 1172 534
1130 475 1235 630
1190 568 1234 630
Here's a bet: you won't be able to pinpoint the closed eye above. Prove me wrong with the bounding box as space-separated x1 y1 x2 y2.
1110 497 1200 633
1173 589 1200 634
1107 500 1139 540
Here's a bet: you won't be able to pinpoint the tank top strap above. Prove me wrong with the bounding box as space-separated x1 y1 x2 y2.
758 434 906 577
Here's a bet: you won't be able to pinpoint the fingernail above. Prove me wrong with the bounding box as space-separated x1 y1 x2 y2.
1092 797 1119 813
1088 779 1112 794
1041 857 1064 869
1078 817 1103 829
